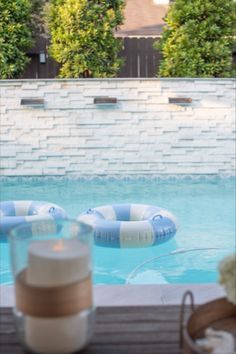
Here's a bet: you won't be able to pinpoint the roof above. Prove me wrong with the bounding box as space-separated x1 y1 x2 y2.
115 0 169 37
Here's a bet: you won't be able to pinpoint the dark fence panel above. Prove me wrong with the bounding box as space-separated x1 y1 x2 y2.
118 37 161 78
19 34 235 79
20 55 60 79
20 37 161 79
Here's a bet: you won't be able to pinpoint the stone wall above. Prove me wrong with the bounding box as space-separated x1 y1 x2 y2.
0 78 235 177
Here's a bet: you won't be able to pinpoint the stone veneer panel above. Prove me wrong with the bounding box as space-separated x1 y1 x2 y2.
0 78 235 177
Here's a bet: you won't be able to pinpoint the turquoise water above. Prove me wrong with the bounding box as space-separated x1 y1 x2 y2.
0 177 235 285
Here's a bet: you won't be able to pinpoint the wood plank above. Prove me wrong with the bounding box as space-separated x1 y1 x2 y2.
94 322 179 332
83 343 180 354
96 305 182 314
139 37 147 78
130 38 139 77
147 38 160 77
118 37 130 78
0 306 183 354
0 346 24 354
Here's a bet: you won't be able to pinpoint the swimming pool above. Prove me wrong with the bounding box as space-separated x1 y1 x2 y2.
0 176 235 285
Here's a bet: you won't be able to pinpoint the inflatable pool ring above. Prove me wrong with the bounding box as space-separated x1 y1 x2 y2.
0 200 67 241
78 204 178 248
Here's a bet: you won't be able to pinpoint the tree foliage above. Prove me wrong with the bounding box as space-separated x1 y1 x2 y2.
155 0 235 77
0 0 34 79
31 0 49 35
48 0 125 78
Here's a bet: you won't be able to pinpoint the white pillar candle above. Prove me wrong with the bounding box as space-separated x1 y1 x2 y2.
25 238 91 354
27 238 90 286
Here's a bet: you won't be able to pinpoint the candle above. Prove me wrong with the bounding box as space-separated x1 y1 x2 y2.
25 238 91 354
27 239 90 286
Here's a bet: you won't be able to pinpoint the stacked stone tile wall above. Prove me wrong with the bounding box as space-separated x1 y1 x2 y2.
0 79 235 177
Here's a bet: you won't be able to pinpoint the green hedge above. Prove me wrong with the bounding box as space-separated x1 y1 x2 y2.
48 0 125 78
0 0 34 79
155 0 235 77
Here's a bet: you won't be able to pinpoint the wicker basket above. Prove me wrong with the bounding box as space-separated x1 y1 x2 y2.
180 291 236 354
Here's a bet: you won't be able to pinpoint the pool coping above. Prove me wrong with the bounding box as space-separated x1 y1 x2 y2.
0 283 226 307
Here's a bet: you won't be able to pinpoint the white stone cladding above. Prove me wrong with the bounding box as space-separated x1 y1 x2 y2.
0 78 235 177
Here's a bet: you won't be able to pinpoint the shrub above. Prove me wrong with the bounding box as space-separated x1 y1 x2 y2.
0 0 33 79
48 0 125 78
155 0 236 77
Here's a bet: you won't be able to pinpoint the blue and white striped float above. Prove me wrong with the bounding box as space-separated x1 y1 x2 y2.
0 201 67 241
78 204 178 248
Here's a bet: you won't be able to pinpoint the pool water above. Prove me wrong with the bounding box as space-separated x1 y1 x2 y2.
0 177 235 285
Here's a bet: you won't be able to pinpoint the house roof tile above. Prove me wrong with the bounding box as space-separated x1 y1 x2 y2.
115 0 169 37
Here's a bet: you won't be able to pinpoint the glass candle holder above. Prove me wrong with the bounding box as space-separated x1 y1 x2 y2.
9 219 95 354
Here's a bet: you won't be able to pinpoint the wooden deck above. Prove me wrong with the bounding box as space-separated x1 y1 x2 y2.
0 306 186 353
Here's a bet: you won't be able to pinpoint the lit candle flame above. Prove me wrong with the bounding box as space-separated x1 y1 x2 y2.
53 239 65 252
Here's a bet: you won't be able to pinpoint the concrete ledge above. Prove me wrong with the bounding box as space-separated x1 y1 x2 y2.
0 78 235 82
0 284 226 307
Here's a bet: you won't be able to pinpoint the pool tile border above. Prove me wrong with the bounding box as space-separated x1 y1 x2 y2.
0 174 235 183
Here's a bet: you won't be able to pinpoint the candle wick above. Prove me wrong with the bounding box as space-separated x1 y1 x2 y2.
53 239 64 252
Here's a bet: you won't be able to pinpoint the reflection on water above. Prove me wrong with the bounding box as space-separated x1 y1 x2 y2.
0 177 235 285
126 248 230 284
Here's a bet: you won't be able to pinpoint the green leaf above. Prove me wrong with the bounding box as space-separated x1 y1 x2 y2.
0 0 35 78
154 0 235 77
47 0 125 78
